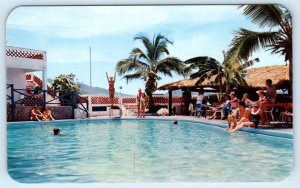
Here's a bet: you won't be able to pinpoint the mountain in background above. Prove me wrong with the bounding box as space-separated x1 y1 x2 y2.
47 78 133 96
79 83 133 96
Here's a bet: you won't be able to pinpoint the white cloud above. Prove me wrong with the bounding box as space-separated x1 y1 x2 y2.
7 6 240 39
7 6 168 38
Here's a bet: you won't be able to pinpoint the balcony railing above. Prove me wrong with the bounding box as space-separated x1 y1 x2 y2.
6 46 46 61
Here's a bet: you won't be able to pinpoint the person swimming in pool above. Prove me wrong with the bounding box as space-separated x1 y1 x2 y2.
53 128 61 135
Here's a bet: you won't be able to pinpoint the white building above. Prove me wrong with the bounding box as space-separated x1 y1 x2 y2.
6 46 47 101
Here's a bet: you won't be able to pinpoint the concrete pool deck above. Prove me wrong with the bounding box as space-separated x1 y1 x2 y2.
90 115 293 137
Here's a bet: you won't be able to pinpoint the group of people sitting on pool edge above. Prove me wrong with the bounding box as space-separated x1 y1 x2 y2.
30 105 55 121
226 101 262 132
208 79 277 132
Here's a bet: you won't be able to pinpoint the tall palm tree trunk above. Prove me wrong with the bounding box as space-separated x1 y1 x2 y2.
219 79 223 102
147 93 155 113
145 77 157 113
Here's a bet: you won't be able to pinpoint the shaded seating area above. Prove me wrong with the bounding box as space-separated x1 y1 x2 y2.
157 65 292 129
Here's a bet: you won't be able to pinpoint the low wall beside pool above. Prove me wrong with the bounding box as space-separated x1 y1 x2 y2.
8 106 73 121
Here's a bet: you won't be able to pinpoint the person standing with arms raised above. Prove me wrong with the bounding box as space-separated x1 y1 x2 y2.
106 72 116 107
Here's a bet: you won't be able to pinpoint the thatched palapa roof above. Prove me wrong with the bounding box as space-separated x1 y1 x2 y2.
158 78 198 90
245 65 289 87
158 65 289 90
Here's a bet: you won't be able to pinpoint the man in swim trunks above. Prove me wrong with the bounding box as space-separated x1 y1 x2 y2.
136 88 142 118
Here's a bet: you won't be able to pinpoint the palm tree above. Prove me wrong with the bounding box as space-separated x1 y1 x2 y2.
229 5 292 96
116 34 186 112
184 51 259 97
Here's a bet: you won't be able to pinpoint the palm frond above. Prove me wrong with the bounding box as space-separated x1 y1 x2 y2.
156 57 184 76
115 59 148 74
130 48 149 60
184 56 219 66
238 57 260 70
122 71 146 84
134 35 155 59
229 28 277 61
152 34 173 60
239 5 284 28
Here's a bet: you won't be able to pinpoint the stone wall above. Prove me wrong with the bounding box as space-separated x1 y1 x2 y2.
11 106 73 121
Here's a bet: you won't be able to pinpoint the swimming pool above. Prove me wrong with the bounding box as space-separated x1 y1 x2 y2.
7 119 293 183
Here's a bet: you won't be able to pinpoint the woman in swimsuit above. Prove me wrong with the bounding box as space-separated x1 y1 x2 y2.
42 106 55 121
229 102 261 132
106 72 116 107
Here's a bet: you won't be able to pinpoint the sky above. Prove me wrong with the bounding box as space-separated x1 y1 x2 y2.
6 5 287 95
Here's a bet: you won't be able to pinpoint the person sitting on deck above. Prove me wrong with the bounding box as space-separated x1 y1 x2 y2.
227 101 251 131
208 105 222 120
257 90 267 104
221 95 232 120
42 106 55 121
209 95 229 120
229 102 262 132
188 101 195 116
242 93 252 107
30 105 43 121
229 92 239 102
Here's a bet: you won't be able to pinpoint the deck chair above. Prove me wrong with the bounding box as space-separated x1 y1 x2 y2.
264 107 275 125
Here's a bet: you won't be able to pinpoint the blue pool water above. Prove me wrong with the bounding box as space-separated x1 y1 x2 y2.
7 119 293 183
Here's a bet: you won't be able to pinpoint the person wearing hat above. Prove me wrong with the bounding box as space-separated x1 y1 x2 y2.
229 102 262 132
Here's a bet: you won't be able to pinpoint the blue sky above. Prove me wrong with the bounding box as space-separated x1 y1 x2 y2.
6 5 286 95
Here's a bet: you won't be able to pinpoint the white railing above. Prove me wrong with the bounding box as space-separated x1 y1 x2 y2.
82 95 183 117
